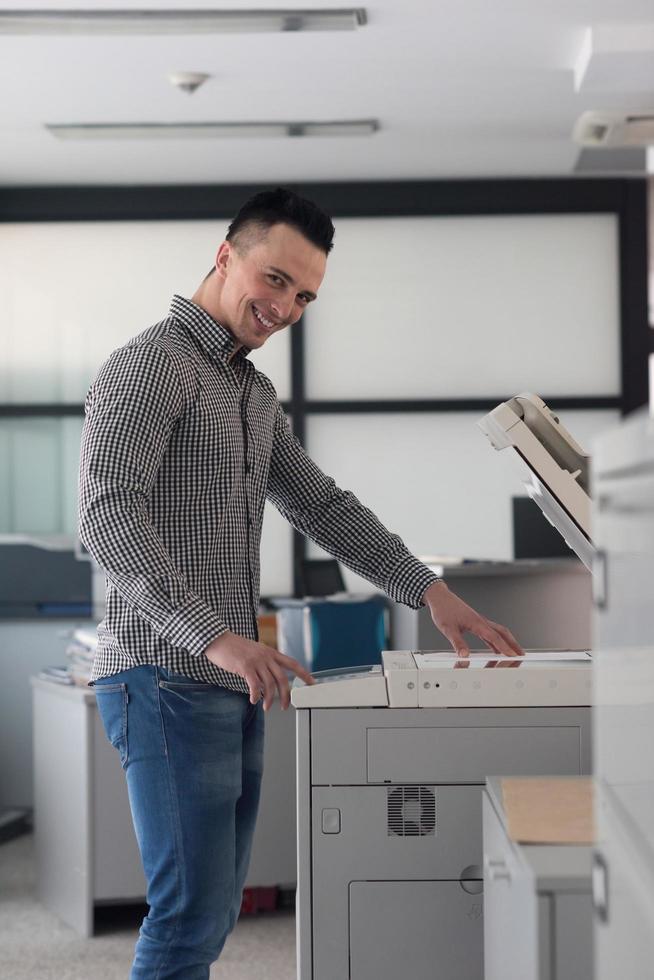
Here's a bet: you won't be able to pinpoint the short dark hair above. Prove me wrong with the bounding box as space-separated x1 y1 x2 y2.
226 187 334 255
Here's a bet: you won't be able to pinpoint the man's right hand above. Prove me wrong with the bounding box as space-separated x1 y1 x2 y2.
204 632 315 711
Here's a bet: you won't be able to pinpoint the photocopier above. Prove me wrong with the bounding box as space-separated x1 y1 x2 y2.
292 394 596 980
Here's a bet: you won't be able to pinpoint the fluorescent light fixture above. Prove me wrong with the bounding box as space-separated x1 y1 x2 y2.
0 8 366 34
46 120 379 140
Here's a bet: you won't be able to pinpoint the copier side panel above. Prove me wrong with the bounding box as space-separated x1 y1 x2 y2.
306 706 591 980
348 880 484 980
311 783 483 980
311 707 592 786
368 723 583 783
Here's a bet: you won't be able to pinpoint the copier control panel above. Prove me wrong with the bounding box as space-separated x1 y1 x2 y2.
292 650 592 709
291 663 388 708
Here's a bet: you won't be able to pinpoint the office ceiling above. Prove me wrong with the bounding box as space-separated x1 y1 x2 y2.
0 0 652 186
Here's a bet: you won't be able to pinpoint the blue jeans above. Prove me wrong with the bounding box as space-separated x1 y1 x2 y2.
94 665 264 979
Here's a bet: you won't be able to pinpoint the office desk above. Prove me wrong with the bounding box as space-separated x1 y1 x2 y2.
31 677 296 936
0 619 96 810
483 776 593 980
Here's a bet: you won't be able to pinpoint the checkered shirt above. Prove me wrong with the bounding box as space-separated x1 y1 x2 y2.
78 295 439 691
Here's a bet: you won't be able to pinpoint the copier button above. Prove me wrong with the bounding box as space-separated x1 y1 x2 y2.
321 808 341 834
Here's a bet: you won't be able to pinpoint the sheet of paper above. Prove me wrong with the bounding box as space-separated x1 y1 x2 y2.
416 651 590 668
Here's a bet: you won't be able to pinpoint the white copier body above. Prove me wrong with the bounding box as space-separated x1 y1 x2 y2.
293 395 595 980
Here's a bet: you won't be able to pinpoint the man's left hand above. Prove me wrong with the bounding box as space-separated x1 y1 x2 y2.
422 581 524 658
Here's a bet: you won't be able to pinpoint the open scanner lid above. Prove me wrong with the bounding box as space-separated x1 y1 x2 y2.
478 393 595 570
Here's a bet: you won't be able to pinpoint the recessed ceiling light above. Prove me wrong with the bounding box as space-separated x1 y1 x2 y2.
46 120 379 139
0 8 367 34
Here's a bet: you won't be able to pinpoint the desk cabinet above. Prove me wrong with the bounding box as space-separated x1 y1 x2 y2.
483 778 593 980
0 619 96 810
32 678 296 936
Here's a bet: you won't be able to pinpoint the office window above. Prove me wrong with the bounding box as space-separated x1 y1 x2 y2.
0 219 293 594
306 215 620 399
0 220 291 404
0 417 83 535
0 416 293 593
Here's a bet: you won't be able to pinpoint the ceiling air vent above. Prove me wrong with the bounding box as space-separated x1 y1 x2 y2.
46 119 378 140
387 786 436 838
573 111 654 148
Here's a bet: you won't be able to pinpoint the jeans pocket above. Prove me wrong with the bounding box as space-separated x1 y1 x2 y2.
94 683 129 768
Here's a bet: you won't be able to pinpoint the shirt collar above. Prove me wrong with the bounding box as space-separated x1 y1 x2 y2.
169 294 251 362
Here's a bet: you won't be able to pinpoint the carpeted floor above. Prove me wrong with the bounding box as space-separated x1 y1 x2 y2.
0 833 296 980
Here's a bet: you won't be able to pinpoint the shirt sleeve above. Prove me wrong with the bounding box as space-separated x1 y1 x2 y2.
266 403 440 608
78 343 229 655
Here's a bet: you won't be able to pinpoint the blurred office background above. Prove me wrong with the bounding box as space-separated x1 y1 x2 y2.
0 2 653 977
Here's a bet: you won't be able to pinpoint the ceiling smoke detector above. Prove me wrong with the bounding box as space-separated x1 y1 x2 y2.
168 71 211 94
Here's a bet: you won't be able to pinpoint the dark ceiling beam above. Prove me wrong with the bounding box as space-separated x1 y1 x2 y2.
0 178 636 223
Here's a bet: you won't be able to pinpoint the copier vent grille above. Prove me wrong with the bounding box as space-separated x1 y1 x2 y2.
387 786 437 837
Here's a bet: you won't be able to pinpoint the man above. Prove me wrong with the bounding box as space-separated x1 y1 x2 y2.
79 187 522 979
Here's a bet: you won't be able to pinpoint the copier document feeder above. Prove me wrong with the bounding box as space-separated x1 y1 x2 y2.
292 394 594 980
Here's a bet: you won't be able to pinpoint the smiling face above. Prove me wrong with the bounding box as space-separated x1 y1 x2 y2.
211 222 327 351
